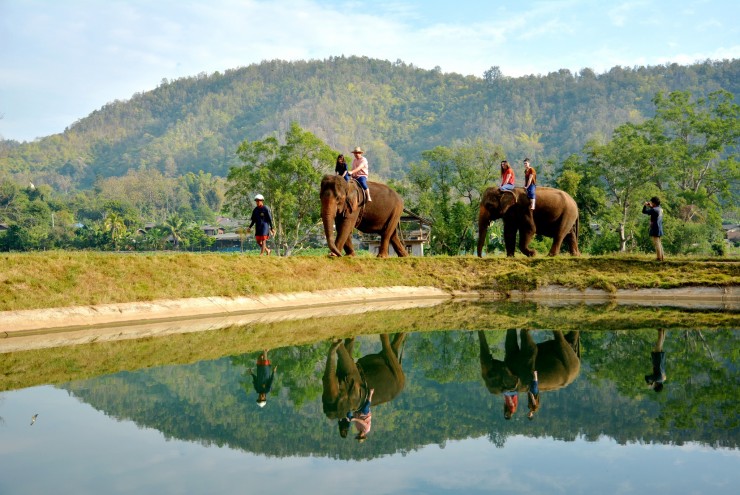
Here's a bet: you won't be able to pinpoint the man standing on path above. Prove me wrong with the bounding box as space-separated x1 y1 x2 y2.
642 196 664 261
248 194 275 256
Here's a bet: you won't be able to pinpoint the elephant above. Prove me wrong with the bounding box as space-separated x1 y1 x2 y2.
477 186 580 257
478 329 581 418
322 333 406 421
320 175 408 257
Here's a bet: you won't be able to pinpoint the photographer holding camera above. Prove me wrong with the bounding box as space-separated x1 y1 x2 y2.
642 197 664 261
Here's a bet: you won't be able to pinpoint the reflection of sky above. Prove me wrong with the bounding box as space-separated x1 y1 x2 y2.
1 386 738 495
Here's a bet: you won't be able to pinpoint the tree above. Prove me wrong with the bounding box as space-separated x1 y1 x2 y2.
103 211 127 251
408 140 503 255
225 122 336 256
651 90 739 199
163 214 187 250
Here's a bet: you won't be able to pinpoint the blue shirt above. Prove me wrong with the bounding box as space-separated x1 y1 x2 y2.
642 205 663 237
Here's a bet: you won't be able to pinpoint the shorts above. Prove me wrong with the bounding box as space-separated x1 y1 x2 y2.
526 184 536 199
255 235 269 242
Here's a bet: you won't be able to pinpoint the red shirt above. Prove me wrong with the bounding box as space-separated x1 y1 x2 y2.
501 169 515 186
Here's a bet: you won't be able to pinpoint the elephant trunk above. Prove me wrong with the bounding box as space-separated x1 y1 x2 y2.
477 205 490 257
321 199 343 257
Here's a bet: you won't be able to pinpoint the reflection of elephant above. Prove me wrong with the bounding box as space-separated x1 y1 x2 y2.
478 330 581 395
322 333 406 420
320 175 408 257
477 186 580 257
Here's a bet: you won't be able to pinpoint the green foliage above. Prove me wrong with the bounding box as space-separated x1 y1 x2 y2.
407 139 503 254
226 122 336 256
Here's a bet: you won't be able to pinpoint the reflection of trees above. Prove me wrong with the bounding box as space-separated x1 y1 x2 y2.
584 329 740 447
59 328 739 460
230 343 326 407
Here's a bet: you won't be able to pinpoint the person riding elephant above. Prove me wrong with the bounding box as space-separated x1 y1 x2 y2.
478 329 581 419
320 175 408 257
477 185 580 257
322 333 406 426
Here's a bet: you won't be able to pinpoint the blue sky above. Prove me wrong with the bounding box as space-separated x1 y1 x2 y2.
1 0 738 142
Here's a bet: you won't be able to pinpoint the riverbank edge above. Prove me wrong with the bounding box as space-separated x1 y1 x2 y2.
2 285 737 335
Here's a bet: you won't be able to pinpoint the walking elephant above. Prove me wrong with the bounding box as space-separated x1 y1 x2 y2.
478 330 581 418
322 333 406 421
320 175 408 257
477 186 580 257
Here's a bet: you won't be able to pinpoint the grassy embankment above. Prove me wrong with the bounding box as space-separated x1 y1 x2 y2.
1 251 738 311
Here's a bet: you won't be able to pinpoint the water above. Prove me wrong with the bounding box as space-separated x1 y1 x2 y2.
1 303 738 495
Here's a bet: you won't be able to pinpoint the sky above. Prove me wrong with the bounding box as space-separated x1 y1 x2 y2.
1 0 738 142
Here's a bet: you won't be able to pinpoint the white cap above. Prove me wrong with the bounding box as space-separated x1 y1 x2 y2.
254 194 264 201
257 400 267 408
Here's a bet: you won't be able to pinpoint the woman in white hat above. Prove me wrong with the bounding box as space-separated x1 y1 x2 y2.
349 147 372 202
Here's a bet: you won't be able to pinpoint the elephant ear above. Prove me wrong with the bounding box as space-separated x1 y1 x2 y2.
499 190 518 213
344 195 355 215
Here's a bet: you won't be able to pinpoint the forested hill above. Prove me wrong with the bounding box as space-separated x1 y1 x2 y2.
1 56 738 189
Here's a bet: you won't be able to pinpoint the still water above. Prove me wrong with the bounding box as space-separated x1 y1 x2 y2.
1 303 738 495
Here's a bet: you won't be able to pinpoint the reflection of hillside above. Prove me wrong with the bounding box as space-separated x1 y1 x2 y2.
61 329 739 459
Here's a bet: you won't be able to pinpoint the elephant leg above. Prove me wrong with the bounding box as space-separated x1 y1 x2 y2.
377 231 392 258
564 331 580 358
343 337 355 356
504 328 524 369
390 333 406 359
478 331 495 374
564 229 580 256
389 229 408 257
551 331 579 362
343 236 355 256
548 233 565 256
520 330 538 380
518 227 537 257
503 224 517 257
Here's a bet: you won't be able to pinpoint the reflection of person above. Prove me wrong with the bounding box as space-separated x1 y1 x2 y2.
249 350 277 407
645 329 667 393
248 194 275 256
524 158 536 210
527 370 540 419
335 154 350 182
338 413 352 438
500 160 515 191
351 388 374 441
642 196 664 261
349 147 372 201
503 390 518 420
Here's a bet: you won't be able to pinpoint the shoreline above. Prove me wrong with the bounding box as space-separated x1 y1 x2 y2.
1 285 737 353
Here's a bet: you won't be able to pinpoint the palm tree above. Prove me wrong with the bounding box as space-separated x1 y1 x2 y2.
104 212 127 251
163 214 187 250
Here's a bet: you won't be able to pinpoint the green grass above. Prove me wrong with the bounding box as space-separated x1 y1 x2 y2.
0 251 738 311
